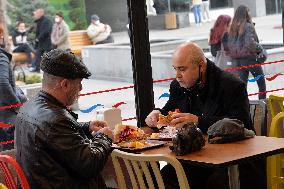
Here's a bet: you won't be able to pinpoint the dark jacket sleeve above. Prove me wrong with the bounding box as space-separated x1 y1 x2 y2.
210 43 220 57
37 18 52 42
198 81 253 133
243 23 260 55
12 31 18 46
80 121 94 139
46 119 112 179
222 32 229 51
0 54 20 106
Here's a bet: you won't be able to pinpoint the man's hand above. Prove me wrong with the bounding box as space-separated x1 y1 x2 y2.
97 127 114 140
170 113 198 128
89 120 108 132
145 110 161 128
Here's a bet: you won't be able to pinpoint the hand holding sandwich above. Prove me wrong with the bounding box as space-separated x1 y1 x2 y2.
146 109 198 128
145 110 161 127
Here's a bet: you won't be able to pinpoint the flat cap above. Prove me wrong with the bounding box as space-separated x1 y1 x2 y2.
91 14 99 21
40 49 91 79
207 118 255 144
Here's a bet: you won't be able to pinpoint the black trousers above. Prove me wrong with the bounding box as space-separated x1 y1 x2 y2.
32 49 45 71
233 57 266 100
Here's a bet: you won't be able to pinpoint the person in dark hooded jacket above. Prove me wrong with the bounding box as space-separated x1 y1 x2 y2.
0 25 27 151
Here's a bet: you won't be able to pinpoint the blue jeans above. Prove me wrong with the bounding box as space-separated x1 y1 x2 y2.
192 5 202 24
233 57 267 100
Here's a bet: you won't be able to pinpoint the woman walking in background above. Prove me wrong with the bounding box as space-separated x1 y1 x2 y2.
191 0 202 26
226 5 266 99
209 15 231 58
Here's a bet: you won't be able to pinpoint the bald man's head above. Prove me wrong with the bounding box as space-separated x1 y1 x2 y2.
172 42 207 89
173 42 206 66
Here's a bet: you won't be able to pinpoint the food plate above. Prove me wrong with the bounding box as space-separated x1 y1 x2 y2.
112 140 166 152
148 136 173 141
148 126 176 141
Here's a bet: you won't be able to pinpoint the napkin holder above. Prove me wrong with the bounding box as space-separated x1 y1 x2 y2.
96 108 122 130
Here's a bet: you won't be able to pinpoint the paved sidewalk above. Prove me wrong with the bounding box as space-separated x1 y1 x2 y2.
112 9 283 43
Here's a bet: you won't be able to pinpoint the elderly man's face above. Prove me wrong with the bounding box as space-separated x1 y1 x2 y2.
172 54 201 89
33 9 43 19
65 78 83 106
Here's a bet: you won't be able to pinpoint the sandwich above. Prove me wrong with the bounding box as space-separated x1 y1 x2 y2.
113 124 145 143
157 109 180 129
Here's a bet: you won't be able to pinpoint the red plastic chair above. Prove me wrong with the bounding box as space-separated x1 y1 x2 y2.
0 155 30 189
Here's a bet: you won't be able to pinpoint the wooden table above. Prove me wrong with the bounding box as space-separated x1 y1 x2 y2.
143 136 284 189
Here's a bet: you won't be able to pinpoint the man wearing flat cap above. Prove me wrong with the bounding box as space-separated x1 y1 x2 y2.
87 14 114 44
15 49 114 189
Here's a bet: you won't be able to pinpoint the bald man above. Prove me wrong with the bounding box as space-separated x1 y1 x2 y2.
146 42 253 132
146 42 265 189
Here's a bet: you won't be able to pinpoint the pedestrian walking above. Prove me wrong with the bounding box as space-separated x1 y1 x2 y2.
201 0 211 22
226 5 267 99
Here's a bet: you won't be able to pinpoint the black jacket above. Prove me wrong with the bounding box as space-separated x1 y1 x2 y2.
35 16 52 51
226 22 260 59
210 32 228 57
0 49 21 150
159 60 266 189
15 91 112 189
12 30 28 46
159 59 253 134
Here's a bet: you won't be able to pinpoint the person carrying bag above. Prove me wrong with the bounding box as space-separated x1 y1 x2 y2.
215 41 233 70
226 5 266 100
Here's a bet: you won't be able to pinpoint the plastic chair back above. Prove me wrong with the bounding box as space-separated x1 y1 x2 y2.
267 112 284 189
111 149 190 189
249 100 268 136
268 95 284 119
0 155 30 189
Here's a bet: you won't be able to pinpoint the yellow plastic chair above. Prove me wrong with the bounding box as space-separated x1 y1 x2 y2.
267 112 284 189
111 149 190 189
268 95 284 119
0 183 8 189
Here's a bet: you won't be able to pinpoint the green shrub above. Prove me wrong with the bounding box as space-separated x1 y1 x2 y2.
25 74 42 84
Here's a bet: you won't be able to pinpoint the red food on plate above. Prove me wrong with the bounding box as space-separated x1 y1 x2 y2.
113 124 145 143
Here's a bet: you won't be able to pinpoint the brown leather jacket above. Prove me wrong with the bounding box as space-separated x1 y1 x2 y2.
15 91 112 189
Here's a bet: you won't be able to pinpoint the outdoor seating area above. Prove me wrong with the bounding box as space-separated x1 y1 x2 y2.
9 30 92 65
69 30 93 56
0 93 284 189
1 0 284 189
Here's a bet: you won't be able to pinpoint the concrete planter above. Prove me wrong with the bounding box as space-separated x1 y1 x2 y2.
82 39 186 82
